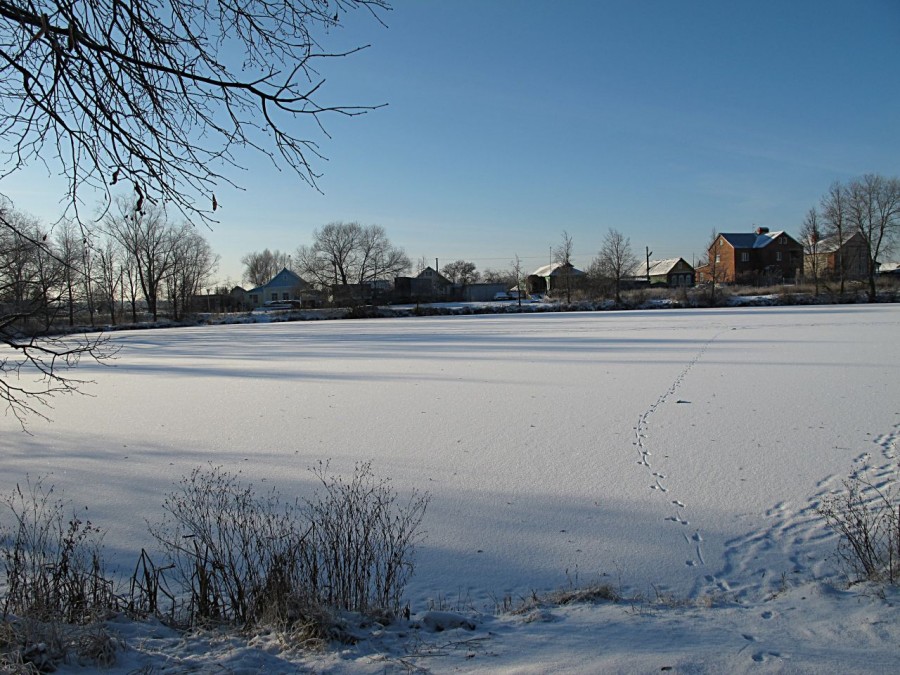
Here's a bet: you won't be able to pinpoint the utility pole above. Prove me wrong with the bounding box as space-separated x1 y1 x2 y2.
645 246 652 285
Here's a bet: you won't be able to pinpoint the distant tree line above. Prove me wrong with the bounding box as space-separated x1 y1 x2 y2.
242 221 412 290
0 197 218 335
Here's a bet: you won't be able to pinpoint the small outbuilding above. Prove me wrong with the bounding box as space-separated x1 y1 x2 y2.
526 262 584 295
631 258 695 287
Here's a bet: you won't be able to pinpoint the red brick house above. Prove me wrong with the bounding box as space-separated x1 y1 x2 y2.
699 228 803 285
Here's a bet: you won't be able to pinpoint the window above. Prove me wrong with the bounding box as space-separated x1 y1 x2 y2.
780 236 786 245
282 292 290 300
271 292 278 301
776 251 783 262
715 254 721 264
740 252 750 262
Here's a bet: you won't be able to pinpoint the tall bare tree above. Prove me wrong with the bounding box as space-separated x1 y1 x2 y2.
103 199 174 321
594 227 637 304
441 260 479 285
846 174 900 302
95 238 122 324
54 221 84 326
800 207 823 296
0 204 110 423
296 221 408 289
820 181 850 295
553 230 575 303
357 224 410 285
166 224 218 320
241 249 292 288
511 254 524 308
481 268 513 285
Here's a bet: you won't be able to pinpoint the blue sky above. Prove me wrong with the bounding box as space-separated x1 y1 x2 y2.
6 0 899 284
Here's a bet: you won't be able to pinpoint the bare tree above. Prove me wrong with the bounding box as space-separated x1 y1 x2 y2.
241 249 292 288
95 238 122 324
553 230 574 303
0 205 110 424
296 221 361 287
846 174 900 302
121 254 141 323
820 181 850 295
54 221 84 326
0 0 390 224
481 267 513 285
800 207 823 296
103 199 174 321
0 0 387 421
441 260 479 285
511 254 524 308
357 224 410 284
166 224 218 320
700 228 728 305
0 211 66 332
31 228 64 330
296 221 408 289
594 228 637 304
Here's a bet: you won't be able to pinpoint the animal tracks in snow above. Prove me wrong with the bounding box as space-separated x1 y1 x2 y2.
629 330 723 568
696 420 900 601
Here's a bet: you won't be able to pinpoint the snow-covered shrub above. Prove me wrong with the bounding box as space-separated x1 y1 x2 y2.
300 461 430 615
818 469 900 584
0 476 117 624
148 465 308 627
146 462 429 629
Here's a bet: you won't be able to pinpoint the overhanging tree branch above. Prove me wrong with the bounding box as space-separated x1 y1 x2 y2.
0 0 390 223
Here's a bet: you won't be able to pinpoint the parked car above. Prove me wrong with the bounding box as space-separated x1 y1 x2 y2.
252 300 302 313
493 292 511 301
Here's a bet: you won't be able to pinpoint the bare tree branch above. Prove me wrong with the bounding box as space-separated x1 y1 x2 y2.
0 0 390 225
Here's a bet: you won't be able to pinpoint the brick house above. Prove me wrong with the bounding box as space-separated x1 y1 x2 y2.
700 228 803 285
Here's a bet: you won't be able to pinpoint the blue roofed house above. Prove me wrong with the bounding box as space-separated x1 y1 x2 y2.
245 268 312 307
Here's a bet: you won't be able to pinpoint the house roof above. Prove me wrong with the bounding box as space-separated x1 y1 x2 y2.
809 230 865 254
631 258 691 278
416 266 452 285
247 268 307 293
530 262 584 277
719 230 790 249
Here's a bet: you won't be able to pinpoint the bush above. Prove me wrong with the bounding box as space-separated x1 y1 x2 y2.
145 462 429 628
300 461 430 615
0 476 117 624
818 468 900 584
147 465 309 627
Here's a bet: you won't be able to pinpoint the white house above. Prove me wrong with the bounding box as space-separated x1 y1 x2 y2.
245 268 311 307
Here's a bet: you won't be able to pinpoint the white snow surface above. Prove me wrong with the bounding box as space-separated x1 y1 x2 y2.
2 305 899 673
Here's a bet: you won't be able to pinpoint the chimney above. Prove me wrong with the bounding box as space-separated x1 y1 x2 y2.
756 227 770 235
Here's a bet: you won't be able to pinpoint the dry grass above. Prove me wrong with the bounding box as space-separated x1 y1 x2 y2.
0 616 120 673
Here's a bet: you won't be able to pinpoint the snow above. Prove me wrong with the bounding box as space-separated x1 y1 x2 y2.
2 304 899 673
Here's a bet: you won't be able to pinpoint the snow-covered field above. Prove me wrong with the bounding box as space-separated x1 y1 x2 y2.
2 305 899 673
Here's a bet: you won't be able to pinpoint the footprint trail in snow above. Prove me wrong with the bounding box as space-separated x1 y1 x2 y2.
631 329 723 568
